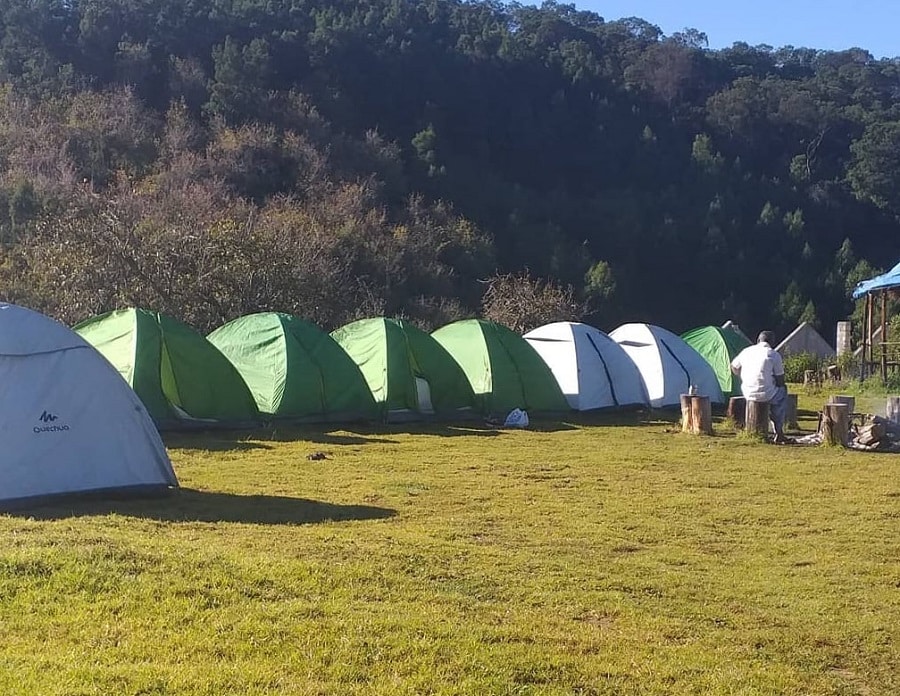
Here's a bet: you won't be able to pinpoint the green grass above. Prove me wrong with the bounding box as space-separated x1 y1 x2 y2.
2 404 899 695
799 380 897 417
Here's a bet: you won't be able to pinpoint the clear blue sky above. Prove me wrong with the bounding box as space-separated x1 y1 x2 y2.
553 0 899 58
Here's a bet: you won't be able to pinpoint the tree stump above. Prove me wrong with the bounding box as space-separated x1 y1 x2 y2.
681 394 713 435
690 395 713 435
785 393 799 430
681 394 693 433
886 396 900 425
727 396 746 428
828 395 855 414
822 403 850 446
745 400 770 438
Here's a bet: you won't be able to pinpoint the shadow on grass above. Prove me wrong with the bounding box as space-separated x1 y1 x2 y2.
381 424 506 436
261 428 408 445
563 409 674 428
166 424 512 451
162 410 712 451
12 488 397 525
165 430 401 451
284 421 579 437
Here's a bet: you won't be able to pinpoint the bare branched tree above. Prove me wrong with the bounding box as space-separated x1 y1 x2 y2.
481 271 585 334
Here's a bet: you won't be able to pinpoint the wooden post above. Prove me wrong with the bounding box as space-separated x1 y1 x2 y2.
680 394 693 433
745 400 770 438
828 395 855 414
785 393 798 430
881 290 888 383
822 403 850 446
690 395 713 435
727 396 746 428
862 295 869 377
886 396 900 425
867 292 874 375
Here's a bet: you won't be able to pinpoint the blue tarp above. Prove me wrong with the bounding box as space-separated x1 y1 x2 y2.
852 260 900 299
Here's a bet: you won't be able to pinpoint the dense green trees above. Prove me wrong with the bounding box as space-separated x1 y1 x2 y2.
0 0 897 337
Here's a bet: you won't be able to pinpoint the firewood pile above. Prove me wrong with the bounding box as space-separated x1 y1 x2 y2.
848 417 900 452
794 413 900 452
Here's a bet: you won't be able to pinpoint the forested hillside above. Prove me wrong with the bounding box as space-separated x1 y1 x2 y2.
0 0 898 336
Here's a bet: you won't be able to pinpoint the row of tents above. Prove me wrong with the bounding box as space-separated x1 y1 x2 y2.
0 303 756 508
68 308 759 426
0 301 843 508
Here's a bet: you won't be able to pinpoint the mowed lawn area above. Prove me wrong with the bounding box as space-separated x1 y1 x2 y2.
1 396 899 695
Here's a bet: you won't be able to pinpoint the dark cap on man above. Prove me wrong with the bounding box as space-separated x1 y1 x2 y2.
757 330 775 345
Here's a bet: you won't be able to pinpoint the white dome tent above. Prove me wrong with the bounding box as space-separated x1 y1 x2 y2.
610 323 724 408
0 304 177 509
524 322 649 410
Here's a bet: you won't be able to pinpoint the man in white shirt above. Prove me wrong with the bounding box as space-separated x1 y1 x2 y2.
730 331 788 443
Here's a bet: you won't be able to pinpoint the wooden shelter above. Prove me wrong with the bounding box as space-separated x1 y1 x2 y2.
851 261 900 382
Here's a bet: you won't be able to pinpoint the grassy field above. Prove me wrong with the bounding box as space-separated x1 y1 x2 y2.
1 393 899 695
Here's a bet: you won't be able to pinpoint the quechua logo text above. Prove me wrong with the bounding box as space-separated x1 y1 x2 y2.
34 411 69 433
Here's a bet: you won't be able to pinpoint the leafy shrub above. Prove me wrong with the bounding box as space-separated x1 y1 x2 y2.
884 372 900 393
783 352 822 383
836 351 860 380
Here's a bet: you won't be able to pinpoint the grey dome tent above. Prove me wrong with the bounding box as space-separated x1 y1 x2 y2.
0 304 177 509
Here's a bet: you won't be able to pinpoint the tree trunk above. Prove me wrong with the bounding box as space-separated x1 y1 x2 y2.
681 394 693 433
822 403 850 447
690 395 713 435
745 400 770 438
785 393 799 430
886 396 900 425
727 396 746 428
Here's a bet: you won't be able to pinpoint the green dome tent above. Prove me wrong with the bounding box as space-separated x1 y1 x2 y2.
208 313 377 422
680 325 751 397
432 319 570 414
75 309 260 428
330 318 475 421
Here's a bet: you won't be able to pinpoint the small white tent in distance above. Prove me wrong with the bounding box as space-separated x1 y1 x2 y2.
524 322 649 410
0 304 177 509
610 323 724 408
